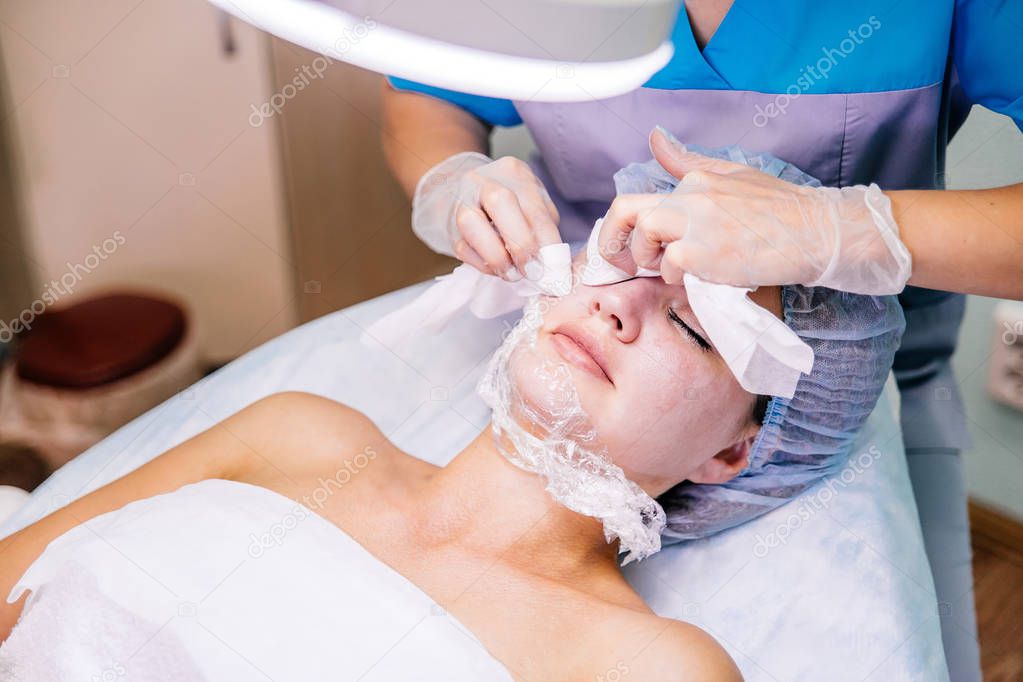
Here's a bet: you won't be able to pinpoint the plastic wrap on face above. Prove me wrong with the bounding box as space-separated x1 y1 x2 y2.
477 297 666 564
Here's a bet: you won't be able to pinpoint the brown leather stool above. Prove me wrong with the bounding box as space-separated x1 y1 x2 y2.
0 292 201 470
0 444 49 491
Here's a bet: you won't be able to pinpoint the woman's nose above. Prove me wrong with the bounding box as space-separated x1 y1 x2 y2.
588 288 640 343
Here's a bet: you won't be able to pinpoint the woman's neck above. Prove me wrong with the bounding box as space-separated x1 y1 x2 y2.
413 427 623 580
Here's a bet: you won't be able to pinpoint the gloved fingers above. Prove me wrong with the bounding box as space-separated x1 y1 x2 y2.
519 187 562 248
687 166 816 203
453 238 492 275
454 204 516 279
678 169 758 195
477 182 538 274
649 126 750 180
541 191 560 229
599 194 668 272
656 234 748 286
659 240 688 285
628 201 690 271
488 158 562 250
661 240 746 287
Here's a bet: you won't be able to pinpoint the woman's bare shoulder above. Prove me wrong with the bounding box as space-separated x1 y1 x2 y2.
231 392 436 486
575 608 742 682
632 616 742 681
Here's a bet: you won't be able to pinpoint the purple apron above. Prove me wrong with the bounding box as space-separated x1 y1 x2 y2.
514 83 971 452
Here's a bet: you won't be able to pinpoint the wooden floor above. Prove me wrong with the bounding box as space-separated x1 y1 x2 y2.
971 502 1023 682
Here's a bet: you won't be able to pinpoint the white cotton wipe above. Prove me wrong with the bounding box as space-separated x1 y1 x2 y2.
363 243 572 349
581 219 814 399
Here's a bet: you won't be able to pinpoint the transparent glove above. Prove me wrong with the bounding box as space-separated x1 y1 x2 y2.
598 128 912 295
412 152 561 281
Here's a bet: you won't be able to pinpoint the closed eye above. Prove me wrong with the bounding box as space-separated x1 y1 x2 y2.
668 307 711 352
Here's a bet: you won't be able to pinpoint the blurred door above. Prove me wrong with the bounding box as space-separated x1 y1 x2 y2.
0 53 35 330
268 39 454 323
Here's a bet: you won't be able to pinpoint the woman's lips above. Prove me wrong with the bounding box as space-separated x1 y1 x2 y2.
550 326 612 384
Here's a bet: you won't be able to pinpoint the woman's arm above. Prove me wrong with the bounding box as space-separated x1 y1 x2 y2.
602 128 1023 300
0 394 295 641
380 81 491 198
892 183 1023 298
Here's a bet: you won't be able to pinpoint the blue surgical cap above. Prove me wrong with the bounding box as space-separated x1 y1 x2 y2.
613 145 906 542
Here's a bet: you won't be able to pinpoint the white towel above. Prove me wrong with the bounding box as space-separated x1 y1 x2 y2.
2 480 512 682
0 562 207 681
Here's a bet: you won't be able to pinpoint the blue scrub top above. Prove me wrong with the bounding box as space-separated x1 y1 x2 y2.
390 1 1023 132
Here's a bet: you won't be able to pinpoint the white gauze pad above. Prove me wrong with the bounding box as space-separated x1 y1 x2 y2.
363 243 572 348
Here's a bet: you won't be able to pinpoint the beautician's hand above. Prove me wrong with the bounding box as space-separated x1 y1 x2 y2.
412 152 561 280
599 128 913 295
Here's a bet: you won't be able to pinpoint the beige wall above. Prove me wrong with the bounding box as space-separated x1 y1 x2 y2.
0 49 34 323
0 0 295 362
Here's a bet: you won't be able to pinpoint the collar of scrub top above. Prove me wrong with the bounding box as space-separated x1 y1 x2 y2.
580 220 814 399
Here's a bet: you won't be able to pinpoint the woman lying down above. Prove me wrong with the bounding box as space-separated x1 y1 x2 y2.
0 268 902 681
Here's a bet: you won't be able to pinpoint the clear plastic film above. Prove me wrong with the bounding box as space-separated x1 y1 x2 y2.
477 297 665 565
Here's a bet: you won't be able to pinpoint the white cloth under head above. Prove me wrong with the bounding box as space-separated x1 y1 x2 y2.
581 219 814 398
2 479 512 682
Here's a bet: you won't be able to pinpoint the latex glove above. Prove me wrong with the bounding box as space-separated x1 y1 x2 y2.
598 128 912 295
412 152 561 281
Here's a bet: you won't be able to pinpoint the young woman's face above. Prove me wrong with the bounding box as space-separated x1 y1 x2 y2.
509 275 781 496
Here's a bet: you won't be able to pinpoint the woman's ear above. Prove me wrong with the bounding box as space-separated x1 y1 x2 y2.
687 427 757 485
